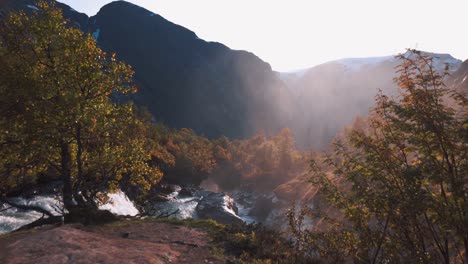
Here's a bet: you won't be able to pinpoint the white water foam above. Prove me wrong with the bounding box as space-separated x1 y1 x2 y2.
0 190 138 234
0 196 61 234
98 190 139 216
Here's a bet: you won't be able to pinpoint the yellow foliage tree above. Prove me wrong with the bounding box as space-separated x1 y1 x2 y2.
0 2 162 211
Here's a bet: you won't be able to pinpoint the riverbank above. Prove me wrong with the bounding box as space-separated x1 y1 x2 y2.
0 218 303 264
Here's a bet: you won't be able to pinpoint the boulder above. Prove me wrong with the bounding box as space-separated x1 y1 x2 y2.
250 195 275 222
153 194 171 202
178 187 195 197
195 192 242 225
154 184 181 195
65 207 118 225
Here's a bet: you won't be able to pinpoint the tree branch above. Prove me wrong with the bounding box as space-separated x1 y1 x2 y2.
0 198 54 217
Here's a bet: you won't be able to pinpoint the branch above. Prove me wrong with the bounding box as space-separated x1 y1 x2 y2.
14 215 63 232
155 209 180 219
0 198 55 217
0 206 13 213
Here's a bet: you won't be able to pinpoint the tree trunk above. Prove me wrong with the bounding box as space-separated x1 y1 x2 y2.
73 123 86 207
61 141 74 210
464 237 468 264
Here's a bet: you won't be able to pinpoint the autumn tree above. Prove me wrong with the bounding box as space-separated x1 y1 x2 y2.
0 2 161 214
288 50 467 263
151 126 217 185
207 128 309 192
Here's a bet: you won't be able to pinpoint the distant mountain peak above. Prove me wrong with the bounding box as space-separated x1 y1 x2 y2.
98 0 145 11
281 51 462 82
334 55 395 72
93 0 200 42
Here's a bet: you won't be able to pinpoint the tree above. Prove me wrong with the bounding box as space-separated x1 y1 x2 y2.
288 50 468 263
207 128 309 192
156 127 217 186
0 2 162 214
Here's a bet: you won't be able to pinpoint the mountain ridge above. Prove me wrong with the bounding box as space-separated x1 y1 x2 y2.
1 0 464 148
280 52 461 82
280 51 462 148
88 0 291 139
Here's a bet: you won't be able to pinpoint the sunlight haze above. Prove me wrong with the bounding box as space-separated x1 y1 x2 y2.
59 0 468 71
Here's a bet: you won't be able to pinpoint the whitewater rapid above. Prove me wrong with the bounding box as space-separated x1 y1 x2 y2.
0 187 267 235
0 190 139 234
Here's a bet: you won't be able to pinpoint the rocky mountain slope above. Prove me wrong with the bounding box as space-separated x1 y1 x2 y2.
89 1 293 139
1 1 463 149
1 0 293 139
447 59 468 93
281 52 462 149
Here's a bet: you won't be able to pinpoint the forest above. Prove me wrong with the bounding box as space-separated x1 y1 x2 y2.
0 2 467 263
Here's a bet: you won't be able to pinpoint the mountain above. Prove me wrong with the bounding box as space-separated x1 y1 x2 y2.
92 1 296 139
447 59 468 93
1 1 463 149
280 52 462 149
0 0 89 28
1 0 293 139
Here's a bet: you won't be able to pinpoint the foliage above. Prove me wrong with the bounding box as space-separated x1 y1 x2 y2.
288 50 468 263
155 218 312 263
0 2 161 209
209 128 309 192
145 125 218 186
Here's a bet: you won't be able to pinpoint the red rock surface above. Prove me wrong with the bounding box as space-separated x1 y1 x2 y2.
0 222 222 264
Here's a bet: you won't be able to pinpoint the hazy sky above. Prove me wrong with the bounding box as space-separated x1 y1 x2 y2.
59 0 467 72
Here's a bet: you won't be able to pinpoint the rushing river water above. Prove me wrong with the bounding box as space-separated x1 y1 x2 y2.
0 190 138 234
144 186 257 224
0 186 267 234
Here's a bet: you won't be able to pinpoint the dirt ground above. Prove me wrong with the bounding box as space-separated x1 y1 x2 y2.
0 221 224 264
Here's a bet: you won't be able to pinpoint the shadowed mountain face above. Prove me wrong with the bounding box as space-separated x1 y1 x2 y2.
281 53 462 149
0 0 88 28
1 0 292 139
90 1 293 138
1 1 463 149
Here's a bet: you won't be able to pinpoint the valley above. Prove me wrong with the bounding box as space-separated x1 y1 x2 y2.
0 1 466 263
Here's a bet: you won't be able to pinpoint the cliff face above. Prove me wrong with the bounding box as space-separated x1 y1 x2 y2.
90 1 292 139
1 0 292 139
1 1 463 147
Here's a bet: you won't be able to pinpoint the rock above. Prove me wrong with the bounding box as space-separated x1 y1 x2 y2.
250 195 275 221
153 194 171 202
178 187 195 197
157 184 181 195
65 207 118 225
195 192 242 225
0 223 217 264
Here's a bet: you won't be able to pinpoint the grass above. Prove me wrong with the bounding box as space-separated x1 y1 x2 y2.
1 216 309 263
152 217 306 263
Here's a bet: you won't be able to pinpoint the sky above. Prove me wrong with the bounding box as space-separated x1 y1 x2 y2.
59 0 468 72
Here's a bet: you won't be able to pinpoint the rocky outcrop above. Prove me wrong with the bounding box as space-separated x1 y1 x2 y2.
178 187 196 197
250 195 276 222
195 192 242 225
0 223 221 264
